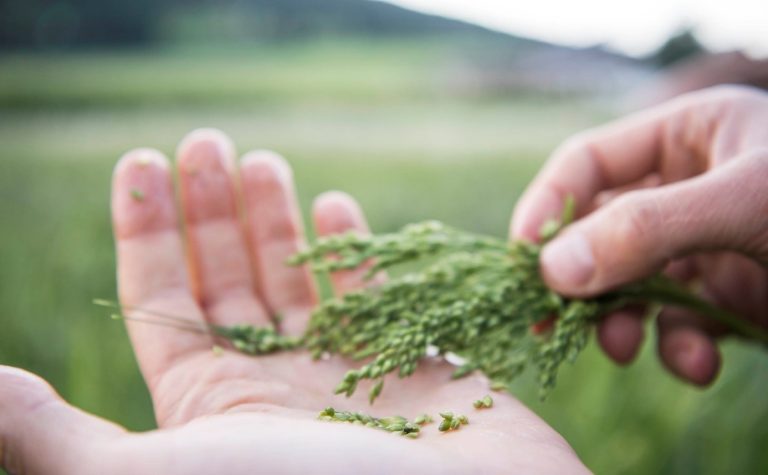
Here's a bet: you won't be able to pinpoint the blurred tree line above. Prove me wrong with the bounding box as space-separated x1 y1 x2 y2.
0 0 508 50
1 0 155 48
651 28 706 67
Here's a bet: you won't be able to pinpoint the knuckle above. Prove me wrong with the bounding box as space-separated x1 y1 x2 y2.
256 213 298 244
706 84 764 104
0 367 56 410
608 192 662 249
673 85 766 118
739 157 768 259
699 84 768 115
554 132 595 159
751 233 768 263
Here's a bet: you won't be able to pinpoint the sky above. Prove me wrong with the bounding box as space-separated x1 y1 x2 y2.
386 0 768 57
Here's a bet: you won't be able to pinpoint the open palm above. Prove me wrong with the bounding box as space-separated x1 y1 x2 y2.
0 129 587 475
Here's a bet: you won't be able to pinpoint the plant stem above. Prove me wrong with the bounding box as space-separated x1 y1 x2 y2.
617 276 768 347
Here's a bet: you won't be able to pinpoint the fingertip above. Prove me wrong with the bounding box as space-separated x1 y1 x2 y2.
0 366 58 406
539 229 596 296
240 149 293 184
313 190 368 236
597 310 645 365
176 128 236 174
0 368 126 475
312 191 382 294
176 129 240 225
511 185 566 242
114 148 169 177
112 148 176 239
659 327 721 387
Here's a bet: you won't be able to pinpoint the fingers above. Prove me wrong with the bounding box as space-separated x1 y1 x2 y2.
510 86 759 242
510 87 768 386
596 305 722 384
652 253 766 385
657 308 721 386
240 151 318 336
694 252 768 324
313 191 384 295
511 100 686 241
539 155 768 296
0 366 125 474
176 129 270 327
596 308 645 365
112 149 212 386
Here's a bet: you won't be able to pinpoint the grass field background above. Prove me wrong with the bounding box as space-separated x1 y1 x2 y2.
1 42 767 474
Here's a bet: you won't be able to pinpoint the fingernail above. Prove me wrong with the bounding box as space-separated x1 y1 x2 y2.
178 130 236 176
541 232 595 289
115 148 168 176
511 187 562 242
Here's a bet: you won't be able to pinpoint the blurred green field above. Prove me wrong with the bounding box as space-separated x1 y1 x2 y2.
0 37 524 108
1 45 767 475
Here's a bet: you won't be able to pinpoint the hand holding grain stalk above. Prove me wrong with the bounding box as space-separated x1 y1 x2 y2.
102 89 768 434
3 86 768 475
99 196 768 412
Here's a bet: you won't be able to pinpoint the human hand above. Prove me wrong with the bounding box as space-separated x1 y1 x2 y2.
0 129 588 475
512 85 768 386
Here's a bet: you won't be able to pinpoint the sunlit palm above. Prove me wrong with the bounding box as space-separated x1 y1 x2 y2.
0 129 587 475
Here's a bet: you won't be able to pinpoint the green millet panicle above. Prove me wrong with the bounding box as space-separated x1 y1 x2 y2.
291 242 764 400
286 196 767 402
100 198 768 406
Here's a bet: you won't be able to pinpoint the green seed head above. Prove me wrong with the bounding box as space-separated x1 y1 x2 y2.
414 414 433 425
287 216 609 404
403 422 420 433
386 423 405 432
474 395 493 409
130 188 145 202
369 379 384 405
107 200 738 442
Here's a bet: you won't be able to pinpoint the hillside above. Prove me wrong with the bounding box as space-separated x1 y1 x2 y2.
221 0 527 40
1 0 536 49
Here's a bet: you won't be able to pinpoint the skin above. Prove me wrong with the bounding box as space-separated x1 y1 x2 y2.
512 85 768 386
0 129 588 474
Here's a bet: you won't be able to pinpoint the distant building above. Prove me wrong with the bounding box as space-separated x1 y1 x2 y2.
442 44 653 98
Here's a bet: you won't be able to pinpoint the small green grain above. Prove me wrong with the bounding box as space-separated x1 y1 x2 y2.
130 188 145 202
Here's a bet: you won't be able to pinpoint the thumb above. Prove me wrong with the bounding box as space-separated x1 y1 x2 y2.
0 366 125 474
539 154 768 296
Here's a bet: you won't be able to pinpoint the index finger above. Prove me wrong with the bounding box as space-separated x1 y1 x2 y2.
510 88 728 242
112 149 212 390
